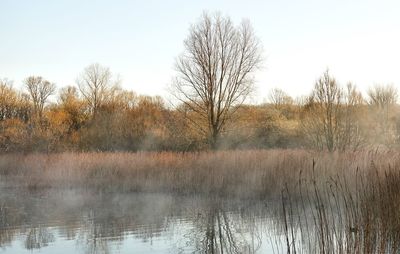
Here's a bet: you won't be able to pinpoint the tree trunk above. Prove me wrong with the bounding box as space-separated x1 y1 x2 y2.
210 127 219 150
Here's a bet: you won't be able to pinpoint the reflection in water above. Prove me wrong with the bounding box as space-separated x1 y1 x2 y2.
25 227 55 250
202 207 241 253
0 188 283 253
191 201 262 253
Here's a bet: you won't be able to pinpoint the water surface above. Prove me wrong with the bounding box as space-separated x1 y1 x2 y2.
0 187 289 253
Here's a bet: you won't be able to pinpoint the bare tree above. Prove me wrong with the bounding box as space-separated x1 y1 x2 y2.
76 63 118 117
367 84 398 108
171 12 262 149
268 88 293 108
337 83 365 151
302 70 342 151
24 76 55 119
302 71 369 151
367 84 398 146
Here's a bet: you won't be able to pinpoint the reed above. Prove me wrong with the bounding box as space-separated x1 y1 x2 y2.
0 149 398 197
280 155 400 253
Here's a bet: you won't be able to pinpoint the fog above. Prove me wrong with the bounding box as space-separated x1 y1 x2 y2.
0 187 285 254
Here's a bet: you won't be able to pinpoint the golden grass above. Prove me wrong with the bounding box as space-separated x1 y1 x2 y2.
1 149 399 198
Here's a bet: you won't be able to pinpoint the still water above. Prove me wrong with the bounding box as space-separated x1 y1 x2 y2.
0 187 290 254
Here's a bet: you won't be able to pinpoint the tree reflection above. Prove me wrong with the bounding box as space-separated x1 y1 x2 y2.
0 190 269 253
0 199 23 247
25 227 55 250
192 201 262 254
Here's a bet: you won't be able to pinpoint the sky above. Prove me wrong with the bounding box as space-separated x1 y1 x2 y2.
1 0 399 103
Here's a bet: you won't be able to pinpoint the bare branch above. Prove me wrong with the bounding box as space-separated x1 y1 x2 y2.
171 12 262 149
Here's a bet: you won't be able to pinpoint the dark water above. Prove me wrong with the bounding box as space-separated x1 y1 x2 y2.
0 187 290 254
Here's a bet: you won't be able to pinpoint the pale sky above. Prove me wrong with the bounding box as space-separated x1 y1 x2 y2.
1 0 399 103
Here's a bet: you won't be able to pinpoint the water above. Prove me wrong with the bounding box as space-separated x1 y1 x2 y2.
0 188 288 254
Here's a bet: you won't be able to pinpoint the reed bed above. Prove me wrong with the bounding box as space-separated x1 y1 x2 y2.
0 149 398 197
280 158 400 253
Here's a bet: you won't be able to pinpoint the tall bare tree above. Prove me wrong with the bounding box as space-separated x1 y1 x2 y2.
24 76 55 119
171 12 262 149
76 63 118 117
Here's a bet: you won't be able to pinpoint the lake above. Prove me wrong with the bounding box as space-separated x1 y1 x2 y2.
0 188 292 254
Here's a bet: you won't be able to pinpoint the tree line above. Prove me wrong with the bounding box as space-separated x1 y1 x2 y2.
0 67 398 153
0 12 399 152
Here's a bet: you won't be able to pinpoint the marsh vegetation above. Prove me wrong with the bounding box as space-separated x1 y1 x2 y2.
1 150 400 253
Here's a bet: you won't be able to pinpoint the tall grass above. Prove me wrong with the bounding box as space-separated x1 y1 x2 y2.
280 157 400 253
0 149 399 197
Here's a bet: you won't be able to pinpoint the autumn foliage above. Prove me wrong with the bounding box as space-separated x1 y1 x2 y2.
0 67 399 153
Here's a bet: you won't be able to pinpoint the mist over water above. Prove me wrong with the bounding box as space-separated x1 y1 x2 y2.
1 150 398 253
0 186 287 254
